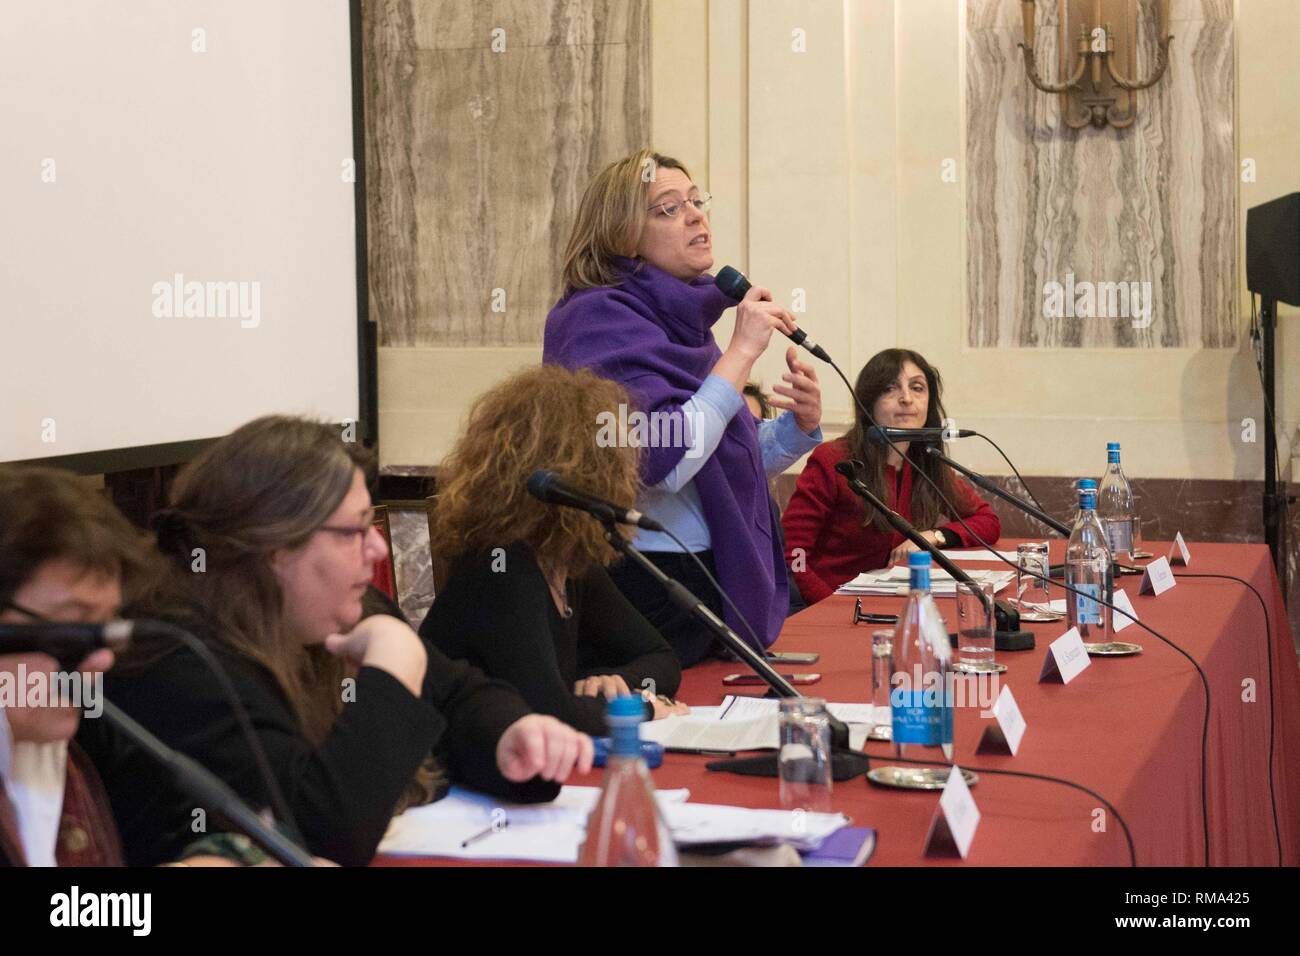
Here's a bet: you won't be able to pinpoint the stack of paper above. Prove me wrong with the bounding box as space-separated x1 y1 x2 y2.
639 695 887 753
835 565 1014 597
946 549 1021 563
379 785 850 863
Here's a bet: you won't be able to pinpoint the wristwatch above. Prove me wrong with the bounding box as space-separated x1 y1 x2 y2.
933 528 954 549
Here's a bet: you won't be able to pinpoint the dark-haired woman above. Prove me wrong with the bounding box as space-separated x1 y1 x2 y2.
77 417 592 866
781 349 1001 605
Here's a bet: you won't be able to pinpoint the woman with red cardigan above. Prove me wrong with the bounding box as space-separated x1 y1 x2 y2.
782 349 1001 605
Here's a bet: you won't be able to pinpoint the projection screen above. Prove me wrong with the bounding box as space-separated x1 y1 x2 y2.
0 0 371 471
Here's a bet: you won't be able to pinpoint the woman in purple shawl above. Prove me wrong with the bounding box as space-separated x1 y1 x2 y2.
544 149 823 666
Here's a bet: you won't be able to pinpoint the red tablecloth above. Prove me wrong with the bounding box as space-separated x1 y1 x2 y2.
378 540 1300 867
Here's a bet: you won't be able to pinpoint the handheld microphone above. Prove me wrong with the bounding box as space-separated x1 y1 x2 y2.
714 265 832 363
867 425 976 444
526 470 665 532
0 620 171 667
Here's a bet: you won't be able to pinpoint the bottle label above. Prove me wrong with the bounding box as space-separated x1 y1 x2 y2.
1104 519 1133 554
890 688 953 745
1073 583 1103 625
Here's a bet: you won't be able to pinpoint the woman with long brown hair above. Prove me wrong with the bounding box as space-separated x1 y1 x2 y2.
420 364 686 736
77 416 592 866
781 349 1002 605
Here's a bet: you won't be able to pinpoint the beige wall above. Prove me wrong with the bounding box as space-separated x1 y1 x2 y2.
650 0 1300 482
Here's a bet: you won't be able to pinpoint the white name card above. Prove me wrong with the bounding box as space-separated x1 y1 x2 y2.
924 765 980 859
977 684 1026 756
1168 532 1192 566
1139 555 1177 596
1111 587 1139 632
1039 627 1091 684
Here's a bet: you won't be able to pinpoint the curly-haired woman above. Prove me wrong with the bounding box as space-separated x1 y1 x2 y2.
419 364 687 736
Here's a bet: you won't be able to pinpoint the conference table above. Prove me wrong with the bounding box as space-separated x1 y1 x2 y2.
381 540 1300 867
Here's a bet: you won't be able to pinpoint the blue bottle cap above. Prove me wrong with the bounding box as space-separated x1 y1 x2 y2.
1106 442 1120 451
908 550 932 568
607 695 645 719
1078 478 1098 490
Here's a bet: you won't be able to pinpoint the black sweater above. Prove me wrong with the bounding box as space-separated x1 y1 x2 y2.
78 599 556 866
419 543 681 737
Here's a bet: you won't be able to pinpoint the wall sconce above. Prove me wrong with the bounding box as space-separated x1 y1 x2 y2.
1019 0 1173 129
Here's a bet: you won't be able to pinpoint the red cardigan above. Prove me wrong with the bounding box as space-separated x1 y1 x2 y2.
781 438 1002 605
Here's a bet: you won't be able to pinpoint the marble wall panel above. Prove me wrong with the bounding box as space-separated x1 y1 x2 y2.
965 0 1236 348
363 0 650 348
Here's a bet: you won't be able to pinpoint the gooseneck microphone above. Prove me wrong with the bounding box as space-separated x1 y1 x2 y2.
714 265 832 363
526 470 665 532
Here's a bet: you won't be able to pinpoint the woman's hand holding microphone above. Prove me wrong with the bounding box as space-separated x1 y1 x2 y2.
714 285 821 434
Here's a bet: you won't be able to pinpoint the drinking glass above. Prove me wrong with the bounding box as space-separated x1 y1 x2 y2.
1015 541 1059 621
955 580 996 670
778 698 833 813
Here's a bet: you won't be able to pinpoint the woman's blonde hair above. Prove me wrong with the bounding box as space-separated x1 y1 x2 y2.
561 148 692 292
432 365 641 577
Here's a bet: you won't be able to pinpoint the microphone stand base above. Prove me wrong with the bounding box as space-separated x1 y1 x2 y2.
995 629 1036 651
867 765 979 790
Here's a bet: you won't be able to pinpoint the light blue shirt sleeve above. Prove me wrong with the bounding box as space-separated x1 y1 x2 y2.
758 411 823 476
655 374 745 494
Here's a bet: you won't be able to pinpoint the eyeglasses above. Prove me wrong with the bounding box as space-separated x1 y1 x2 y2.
646 192 712 219
3 600 52 623
852 598 898 627
319 507 377 546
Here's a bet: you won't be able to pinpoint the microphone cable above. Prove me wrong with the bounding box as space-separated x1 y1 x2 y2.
975 430 1049 516
1174 571 1283 866
856 753 1137 866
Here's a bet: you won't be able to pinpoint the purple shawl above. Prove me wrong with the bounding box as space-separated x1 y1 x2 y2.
543 257 785 650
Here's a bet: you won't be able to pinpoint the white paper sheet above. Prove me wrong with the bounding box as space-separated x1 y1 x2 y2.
835 567 1014 597
378 784 849 862
945 549 1022 562
640 696 885 753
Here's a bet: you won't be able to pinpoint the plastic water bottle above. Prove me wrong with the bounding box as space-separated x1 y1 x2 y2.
1097 441 1135 559
890 551 953 763
578 695 678 867
1065 479 1113 643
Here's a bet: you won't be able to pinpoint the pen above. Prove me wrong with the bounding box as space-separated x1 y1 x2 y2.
460 819 509 848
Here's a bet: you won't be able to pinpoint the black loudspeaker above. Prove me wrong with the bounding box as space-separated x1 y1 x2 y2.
1246 192 1300 307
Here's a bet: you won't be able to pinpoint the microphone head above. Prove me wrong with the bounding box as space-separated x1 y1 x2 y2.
714 265 751 302
525 469 559 501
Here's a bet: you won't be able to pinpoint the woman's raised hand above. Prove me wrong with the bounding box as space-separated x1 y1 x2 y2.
324 614 428 697
728 284 796 361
